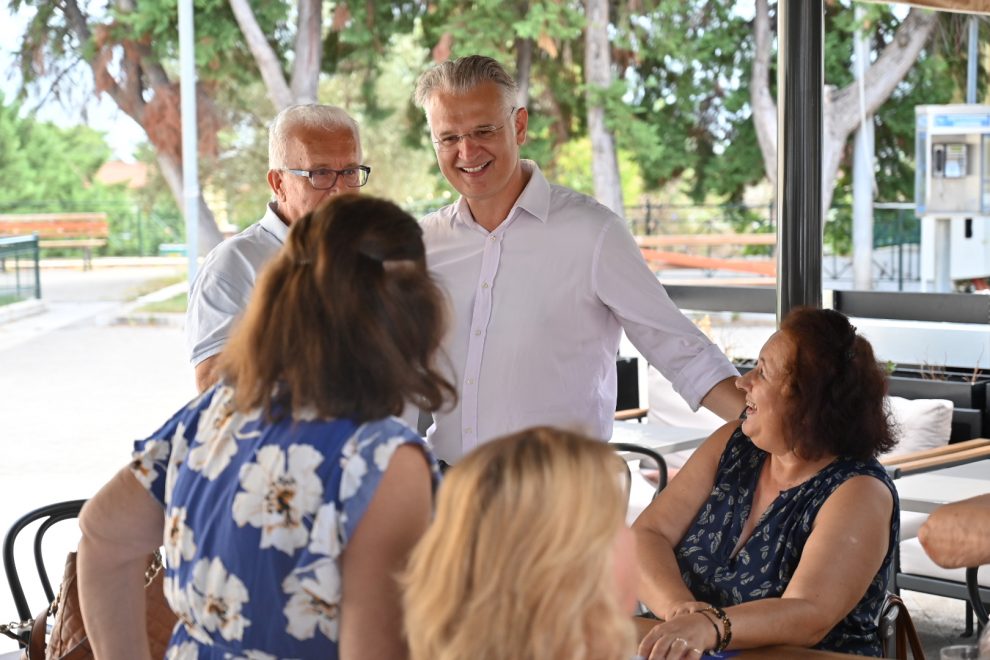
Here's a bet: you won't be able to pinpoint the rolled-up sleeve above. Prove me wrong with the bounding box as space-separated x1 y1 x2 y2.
593 219 738 410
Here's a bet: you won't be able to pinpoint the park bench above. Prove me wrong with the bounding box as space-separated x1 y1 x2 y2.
635 233 776 277
0 213 109 271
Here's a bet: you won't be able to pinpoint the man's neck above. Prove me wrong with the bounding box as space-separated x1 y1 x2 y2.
466 164 531 233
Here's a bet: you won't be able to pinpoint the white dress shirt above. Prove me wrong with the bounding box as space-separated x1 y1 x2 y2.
186 203 288 365
421 161 737 463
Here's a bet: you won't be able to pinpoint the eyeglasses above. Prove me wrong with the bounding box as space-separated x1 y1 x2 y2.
283 165 371 190
432 108 516 152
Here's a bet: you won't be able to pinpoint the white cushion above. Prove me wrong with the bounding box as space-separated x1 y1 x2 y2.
899 537 990 587
885 395 954 457
900 511 930 540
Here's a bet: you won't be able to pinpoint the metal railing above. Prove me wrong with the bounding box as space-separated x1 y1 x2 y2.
0 235 41 302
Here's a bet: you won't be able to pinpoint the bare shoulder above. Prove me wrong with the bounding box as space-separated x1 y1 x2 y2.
819 472 894 521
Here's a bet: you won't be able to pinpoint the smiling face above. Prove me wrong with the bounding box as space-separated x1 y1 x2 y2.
267 124 361 225
736 331 796 452
424 82 528 226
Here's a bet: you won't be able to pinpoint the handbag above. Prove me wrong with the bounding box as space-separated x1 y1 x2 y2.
13 550 177 660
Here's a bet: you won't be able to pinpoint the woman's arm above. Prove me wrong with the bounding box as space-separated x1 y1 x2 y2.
632 422 737 619
919 493 990 568
78 467 166 660
338 444 432 660
638 473 894 657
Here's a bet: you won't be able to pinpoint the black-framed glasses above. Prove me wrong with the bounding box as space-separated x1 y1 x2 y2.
283 165 371 190
432 107 516 152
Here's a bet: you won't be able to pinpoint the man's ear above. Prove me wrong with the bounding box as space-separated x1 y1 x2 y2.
267 169 283 199
513 106 529 146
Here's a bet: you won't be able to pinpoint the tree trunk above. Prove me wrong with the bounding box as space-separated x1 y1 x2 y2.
58 0 224 254
290 0 323 104
751 3 937 214
515 36 533 109
229 0 294 110
156 152 224 250
584 0 625 217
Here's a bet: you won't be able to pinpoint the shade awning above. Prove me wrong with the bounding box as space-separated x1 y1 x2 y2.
863 0 990 14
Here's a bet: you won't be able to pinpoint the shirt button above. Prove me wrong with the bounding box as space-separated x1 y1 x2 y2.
467 378 475 385
482 282 489 289
489 235 496 241
474 329 481 336
464 427 473 434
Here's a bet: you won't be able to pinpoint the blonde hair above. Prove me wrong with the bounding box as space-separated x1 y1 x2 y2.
403 427 635 660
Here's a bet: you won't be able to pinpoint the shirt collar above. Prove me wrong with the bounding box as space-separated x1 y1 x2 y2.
450 160 551 229
260 201 290 243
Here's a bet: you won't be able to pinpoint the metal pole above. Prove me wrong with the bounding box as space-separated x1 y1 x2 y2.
776 0 824 324
179 0 200 283
852 8 874 291
968 16 979 105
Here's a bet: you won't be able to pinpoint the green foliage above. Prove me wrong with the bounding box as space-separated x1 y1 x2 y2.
549 136 644 202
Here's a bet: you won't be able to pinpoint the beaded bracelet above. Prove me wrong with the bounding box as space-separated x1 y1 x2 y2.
699 605 732 653
696 609 722 652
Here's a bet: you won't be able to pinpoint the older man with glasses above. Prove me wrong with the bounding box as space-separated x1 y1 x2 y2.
414 55 745 465
186 104 369 392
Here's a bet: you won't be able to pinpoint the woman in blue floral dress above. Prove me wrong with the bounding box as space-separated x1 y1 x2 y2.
634 308 899 658
77 195 455 659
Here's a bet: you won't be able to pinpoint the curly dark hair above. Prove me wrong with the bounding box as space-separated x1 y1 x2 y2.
778 307 895 461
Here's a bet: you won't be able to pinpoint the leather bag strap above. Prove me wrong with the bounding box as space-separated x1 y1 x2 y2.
26 607 46 660
887 594 926 660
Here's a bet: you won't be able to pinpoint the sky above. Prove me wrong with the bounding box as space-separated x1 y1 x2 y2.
1 4 146 161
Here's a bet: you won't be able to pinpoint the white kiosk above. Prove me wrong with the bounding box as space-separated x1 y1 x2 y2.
917 104 990 291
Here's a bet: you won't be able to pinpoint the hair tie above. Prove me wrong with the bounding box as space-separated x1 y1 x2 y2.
294 258 312 267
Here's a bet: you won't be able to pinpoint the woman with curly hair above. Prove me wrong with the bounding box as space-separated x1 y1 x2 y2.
403 426 639 660
635 307 898 658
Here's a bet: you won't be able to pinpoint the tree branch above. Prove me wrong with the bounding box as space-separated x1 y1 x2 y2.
228 0 293 110
830 8 938 137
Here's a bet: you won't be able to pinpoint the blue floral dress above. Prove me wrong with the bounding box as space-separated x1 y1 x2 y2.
674 428 898 656
130 384 440 659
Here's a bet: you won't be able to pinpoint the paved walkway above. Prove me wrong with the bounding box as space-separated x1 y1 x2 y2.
0 262 194 642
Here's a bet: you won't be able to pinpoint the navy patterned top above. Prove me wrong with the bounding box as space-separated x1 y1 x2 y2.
674 428 899 656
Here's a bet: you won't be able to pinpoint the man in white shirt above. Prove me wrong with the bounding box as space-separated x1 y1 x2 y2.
186 104 369 391
414 55 745 464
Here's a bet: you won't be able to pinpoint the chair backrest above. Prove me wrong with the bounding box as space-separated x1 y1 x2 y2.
2 500 86 622
613 442 668 498
967 566 989 626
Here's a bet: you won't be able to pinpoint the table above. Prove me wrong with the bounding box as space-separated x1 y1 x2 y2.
894 459 990 514
610 421 710 455
633 617 864 658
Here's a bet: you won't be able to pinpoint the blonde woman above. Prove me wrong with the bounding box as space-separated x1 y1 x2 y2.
403 426 639 660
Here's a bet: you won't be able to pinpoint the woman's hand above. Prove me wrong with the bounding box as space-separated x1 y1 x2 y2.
659 600 711 620
638 613 719 660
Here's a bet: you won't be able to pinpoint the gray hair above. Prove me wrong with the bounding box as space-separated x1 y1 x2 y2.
268 104 362 169
414 55 517 118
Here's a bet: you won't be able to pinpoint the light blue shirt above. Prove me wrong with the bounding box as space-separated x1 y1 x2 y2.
186 203 288 365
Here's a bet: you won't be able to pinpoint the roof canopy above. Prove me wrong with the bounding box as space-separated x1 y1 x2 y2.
864 0 990 13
